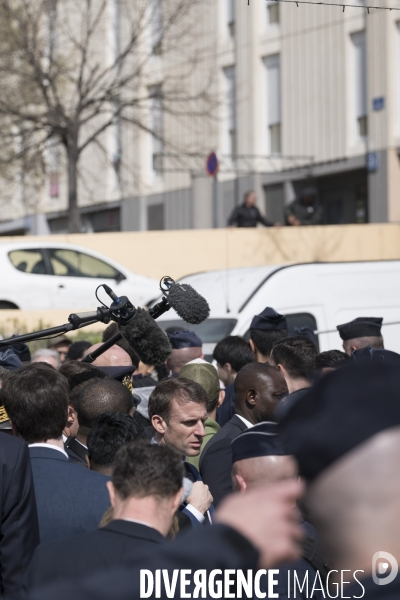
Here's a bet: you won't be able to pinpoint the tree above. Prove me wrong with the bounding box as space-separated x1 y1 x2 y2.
0 0 216 232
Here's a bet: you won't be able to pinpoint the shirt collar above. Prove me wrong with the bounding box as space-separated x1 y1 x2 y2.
29 442 69 459
121 518 155 529
235 415 254 429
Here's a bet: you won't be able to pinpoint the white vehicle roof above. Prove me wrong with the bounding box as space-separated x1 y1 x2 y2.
156 261 400 353
157 265 279 319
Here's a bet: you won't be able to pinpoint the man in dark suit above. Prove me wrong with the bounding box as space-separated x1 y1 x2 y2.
213 336 254 427
200 362 288 506
25 442 184 592
269 336 317 418
0 433 39 598
2 363 111 543
149 378 213 526
28 480 304 600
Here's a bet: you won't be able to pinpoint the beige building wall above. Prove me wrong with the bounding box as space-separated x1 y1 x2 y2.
1 0 400 231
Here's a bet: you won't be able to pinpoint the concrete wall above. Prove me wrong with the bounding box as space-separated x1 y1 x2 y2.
1 224 400 281
1 223 400 331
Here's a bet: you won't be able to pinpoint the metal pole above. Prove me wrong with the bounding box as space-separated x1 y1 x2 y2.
212 175 218 228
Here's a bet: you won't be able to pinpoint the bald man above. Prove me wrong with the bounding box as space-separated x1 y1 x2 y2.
84 344 132 368
281 361 400 598
200 362 288 506
307 430 400 584
232 450 297 492
231 423 325 600
231 422 297 493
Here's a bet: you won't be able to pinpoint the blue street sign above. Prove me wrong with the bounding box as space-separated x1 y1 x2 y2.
206 152 219 176
367 153 378 173
373 97 385 111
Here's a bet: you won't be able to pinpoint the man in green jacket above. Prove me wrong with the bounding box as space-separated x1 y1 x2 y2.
179 361 225 471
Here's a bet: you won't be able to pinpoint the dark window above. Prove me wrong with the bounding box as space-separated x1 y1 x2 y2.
47 249 119 279
148 204 165 230
157 319 237 344
268 3 280 23
8 249 49 275
264 183 284 224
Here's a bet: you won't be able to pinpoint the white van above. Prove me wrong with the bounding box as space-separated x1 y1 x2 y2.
155 261 400 354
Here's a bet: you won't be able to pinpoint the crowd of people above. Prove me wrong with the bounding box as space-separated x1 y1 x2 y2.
0 306 396 599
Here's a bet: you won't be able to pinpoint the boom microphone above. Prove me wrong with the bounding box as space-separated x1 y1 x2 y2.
161 277 210 325
119 307 172 367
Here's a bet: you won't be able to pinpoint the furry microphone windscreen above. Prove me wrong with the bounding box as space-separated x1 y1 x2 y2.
167 283 210 325
119 308 172 366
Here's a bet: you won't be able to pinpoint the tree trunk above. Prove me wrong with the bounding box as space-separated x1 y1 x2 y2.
67 144 81 233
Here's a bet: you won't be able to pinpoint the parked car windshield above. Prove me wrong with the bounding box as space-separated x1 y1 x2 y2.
47 249 119 279
157 319 237 343
8 249 48 275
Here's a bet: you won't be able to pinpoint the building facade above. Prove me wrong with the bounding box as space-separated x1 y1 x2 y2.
1 0 399 235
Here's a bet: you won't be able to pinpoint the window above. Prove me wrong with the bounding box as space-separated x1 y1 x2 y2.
267 1 280 24
9 250 48 275
264 54 281 154
158 319 237 343
149 85 163 175
351 31 368 139
149 0 163 54
223 66 236 156
227 0 235 37
147 204 165 230
264 183 284 224
47 249 120 279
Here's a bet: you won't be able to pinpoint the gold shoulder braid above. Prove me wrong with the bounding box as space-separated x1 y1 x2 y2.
122 374 133 392
0 405 9 424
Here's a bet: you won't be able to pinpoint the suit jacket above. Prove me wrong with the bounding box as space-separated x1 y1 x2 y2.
0 435 39 598
29 447 110 543
25 519 165 592
64 436 88 466
199 414 248 507
29 524 259 600
181 462 215 527
216 383 235 427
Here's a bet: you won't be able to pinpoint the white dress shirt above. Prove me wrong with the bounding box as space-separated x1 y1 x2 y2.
236 415 253 429
28 443 69 459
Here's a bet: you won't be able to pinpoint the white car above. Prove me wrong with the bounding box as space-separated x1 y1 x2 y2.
0 242 161 310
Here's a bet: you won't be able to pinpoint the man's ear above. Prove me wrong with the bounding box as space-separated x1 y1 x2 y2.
224 363 234 375
151 415 167 435
217 389 225 408
245 387 257 406
249 339 256 355
66 405 75 428
275 363 287 377
235 474 247 492
106 481 117 507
